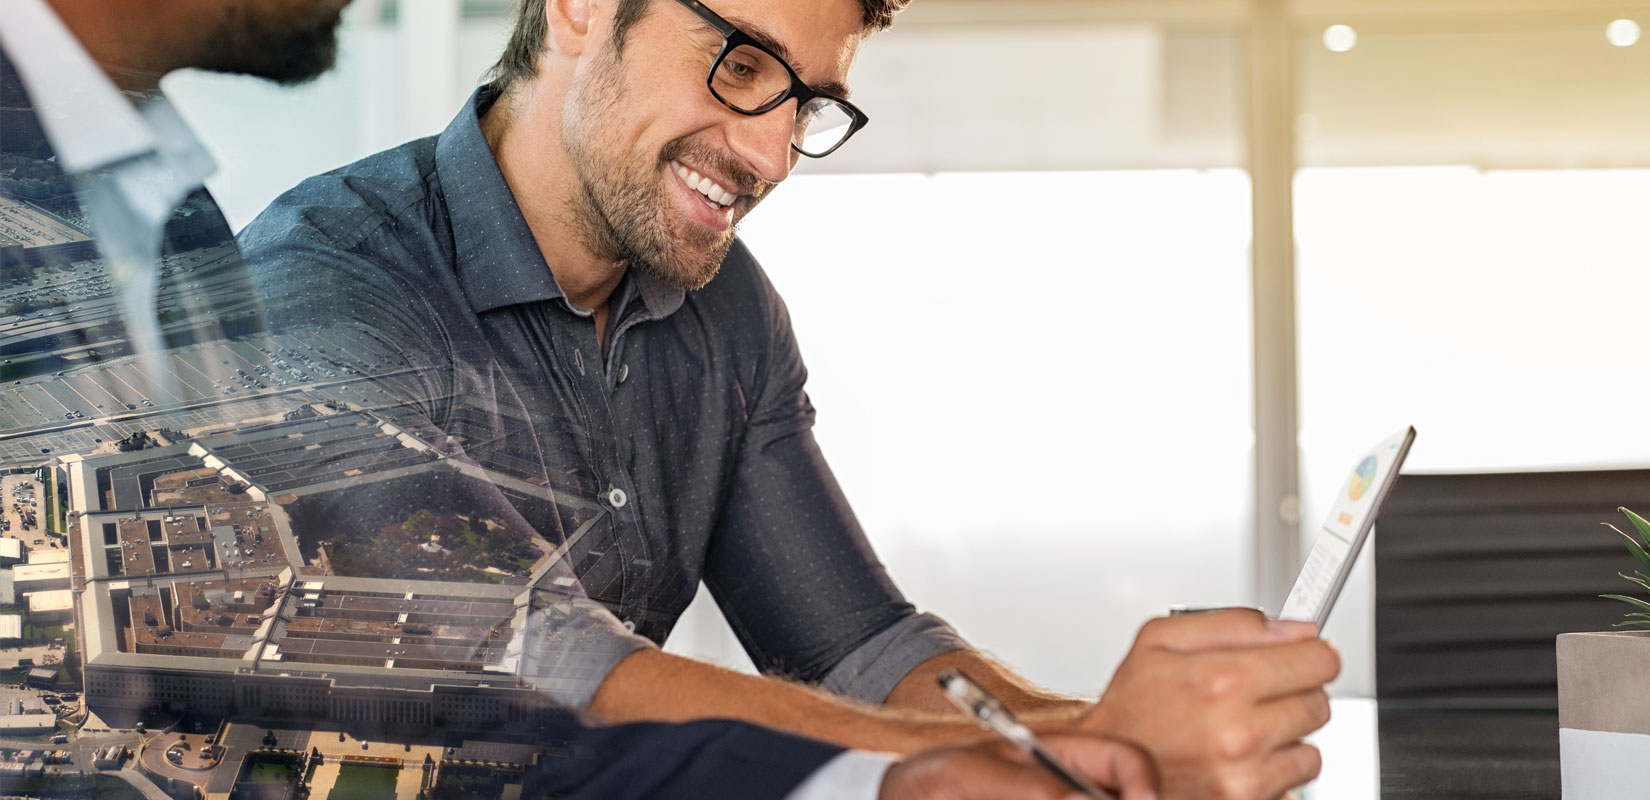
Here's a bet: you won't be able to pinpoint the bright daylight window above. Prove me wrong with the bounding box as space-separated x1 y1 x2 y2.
675 170 1256 694
1292 17 1650 697
1298 166 1650 695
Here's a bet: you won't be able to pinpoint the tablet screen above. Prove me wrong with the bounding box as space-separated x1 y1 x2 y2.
1278 427 1416 629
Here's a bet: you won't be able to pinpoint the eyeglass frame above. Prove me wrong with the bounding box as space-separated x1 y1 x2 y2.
674 0 870 158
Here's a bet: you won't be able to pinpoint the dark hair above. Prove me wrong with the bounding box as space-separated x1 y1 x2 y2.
487 0 908 93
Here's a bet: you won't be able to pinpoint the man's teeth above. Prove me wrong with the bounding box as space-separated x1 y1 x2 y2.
671 161 737 207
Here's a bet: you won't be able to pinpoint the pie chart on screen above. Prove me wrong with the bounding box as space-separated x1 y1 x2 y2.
1348 455 1378 502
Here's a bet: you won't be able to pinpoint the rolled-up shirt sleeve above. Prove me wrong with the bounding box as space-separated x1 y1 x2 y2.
515 595 657 709
703 271 970 703
820 612 969 705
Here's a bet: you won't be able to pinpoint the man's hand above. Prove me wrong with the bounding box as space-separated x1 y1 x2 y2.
1081 610 1339 800
881 734 1158 800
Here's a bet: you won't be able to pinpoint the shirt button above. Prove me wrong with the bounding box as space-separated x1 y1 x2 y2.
616 363 629 384
621 619 636 632
605 487 628 508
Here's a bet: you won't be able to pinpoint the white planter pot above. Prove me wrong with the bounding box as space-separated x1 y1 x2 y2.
1556 630 1650 800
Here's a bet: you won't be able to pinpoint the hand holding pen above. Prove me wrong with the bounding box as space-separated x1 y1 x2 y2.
937 668 1135 800
878 684 1159 800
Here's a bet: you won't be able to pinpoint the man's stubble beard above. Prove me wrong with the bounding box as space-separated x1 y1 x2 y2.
559 53 744 292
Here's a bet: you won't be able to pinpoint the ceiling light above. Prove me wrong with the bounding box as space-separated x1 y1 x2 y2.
1324 24 1358 53
1606 19 1640 47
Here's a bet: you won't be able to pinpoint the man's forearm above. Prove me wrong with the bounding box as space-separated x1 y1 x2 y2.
883 649 1090 719
589 648 999 755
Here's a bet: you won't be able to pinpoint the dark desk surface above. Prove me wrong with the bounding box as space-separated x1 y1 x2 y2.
1310 700 1560 799
1377 706 1559 798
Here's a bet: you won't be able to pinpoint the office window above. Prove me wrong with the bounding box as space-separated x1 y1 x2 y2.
1296 20 1650 696
704 169 1255 692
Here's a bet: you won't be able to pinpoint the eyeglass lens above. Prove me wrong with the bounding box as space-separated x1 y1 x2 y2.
712 43 854 155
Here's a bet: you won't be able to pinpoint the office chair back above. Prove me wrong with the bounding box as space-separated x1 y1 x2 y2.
1374 469 1650 706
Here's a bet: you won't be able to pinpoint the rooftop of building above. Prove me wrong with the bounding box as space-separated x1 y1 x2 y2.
66 410 608 692
24 548 67 564
11 561 68 581
27 589 72 612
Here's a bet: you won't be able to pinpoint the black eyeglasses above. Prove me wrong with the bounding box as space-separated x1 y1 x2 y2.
674 0 869 158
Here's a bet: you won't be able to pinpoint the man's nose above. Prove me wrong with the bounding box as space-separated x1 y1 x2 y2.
725 98 799 186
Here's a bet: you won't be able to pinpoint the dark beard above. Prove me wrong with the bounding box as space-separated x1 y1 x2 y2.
569 157 733 294
571 144 744 293
559 53 767 292
195 1 346 86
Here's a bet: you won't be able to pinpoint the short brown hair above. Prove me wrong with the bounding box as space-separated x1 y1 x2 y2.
486 0 909 93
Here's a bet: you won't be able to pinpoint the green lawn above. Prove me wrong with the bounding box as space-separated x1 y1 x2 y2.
246 760 297 783
24 622 71 646
431 765 508 800
230 757 301 800
44 468 62 533
328 764 400 800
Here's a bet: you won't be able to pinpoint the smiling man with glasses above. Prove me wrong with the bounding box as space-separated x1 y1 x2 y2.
240 1 1340 797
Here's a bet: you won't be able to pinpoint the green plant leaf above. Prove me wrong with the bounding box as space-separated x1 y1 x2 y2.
1604 521 1650 577
1600 593 1650 614
1620 572 1650 594
1612 619 1650 629
1622 507 1650 542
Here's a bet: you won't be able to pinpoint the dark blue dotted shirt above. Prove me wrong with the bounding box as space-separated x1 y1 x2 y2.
238 85 966 709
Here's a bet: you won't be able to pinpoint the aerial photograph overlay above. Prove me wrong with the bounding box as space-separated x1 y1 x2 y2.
2 186 612 799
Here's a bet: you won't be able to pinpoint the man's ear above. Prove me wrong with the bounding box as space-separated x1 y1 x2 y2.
546 0 599 57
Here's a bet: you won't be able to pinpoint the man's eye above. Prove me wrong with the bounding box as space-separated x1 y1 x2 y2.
723 59 756 79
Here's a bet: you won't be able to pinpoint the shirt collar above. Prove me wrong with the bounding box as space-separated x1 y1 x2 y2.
0 0 177 176
437 85 564 313
436 85 684 320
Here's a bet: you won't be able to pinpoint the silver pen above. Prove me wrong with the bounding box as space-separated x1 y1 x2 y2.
938 668 1117 800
